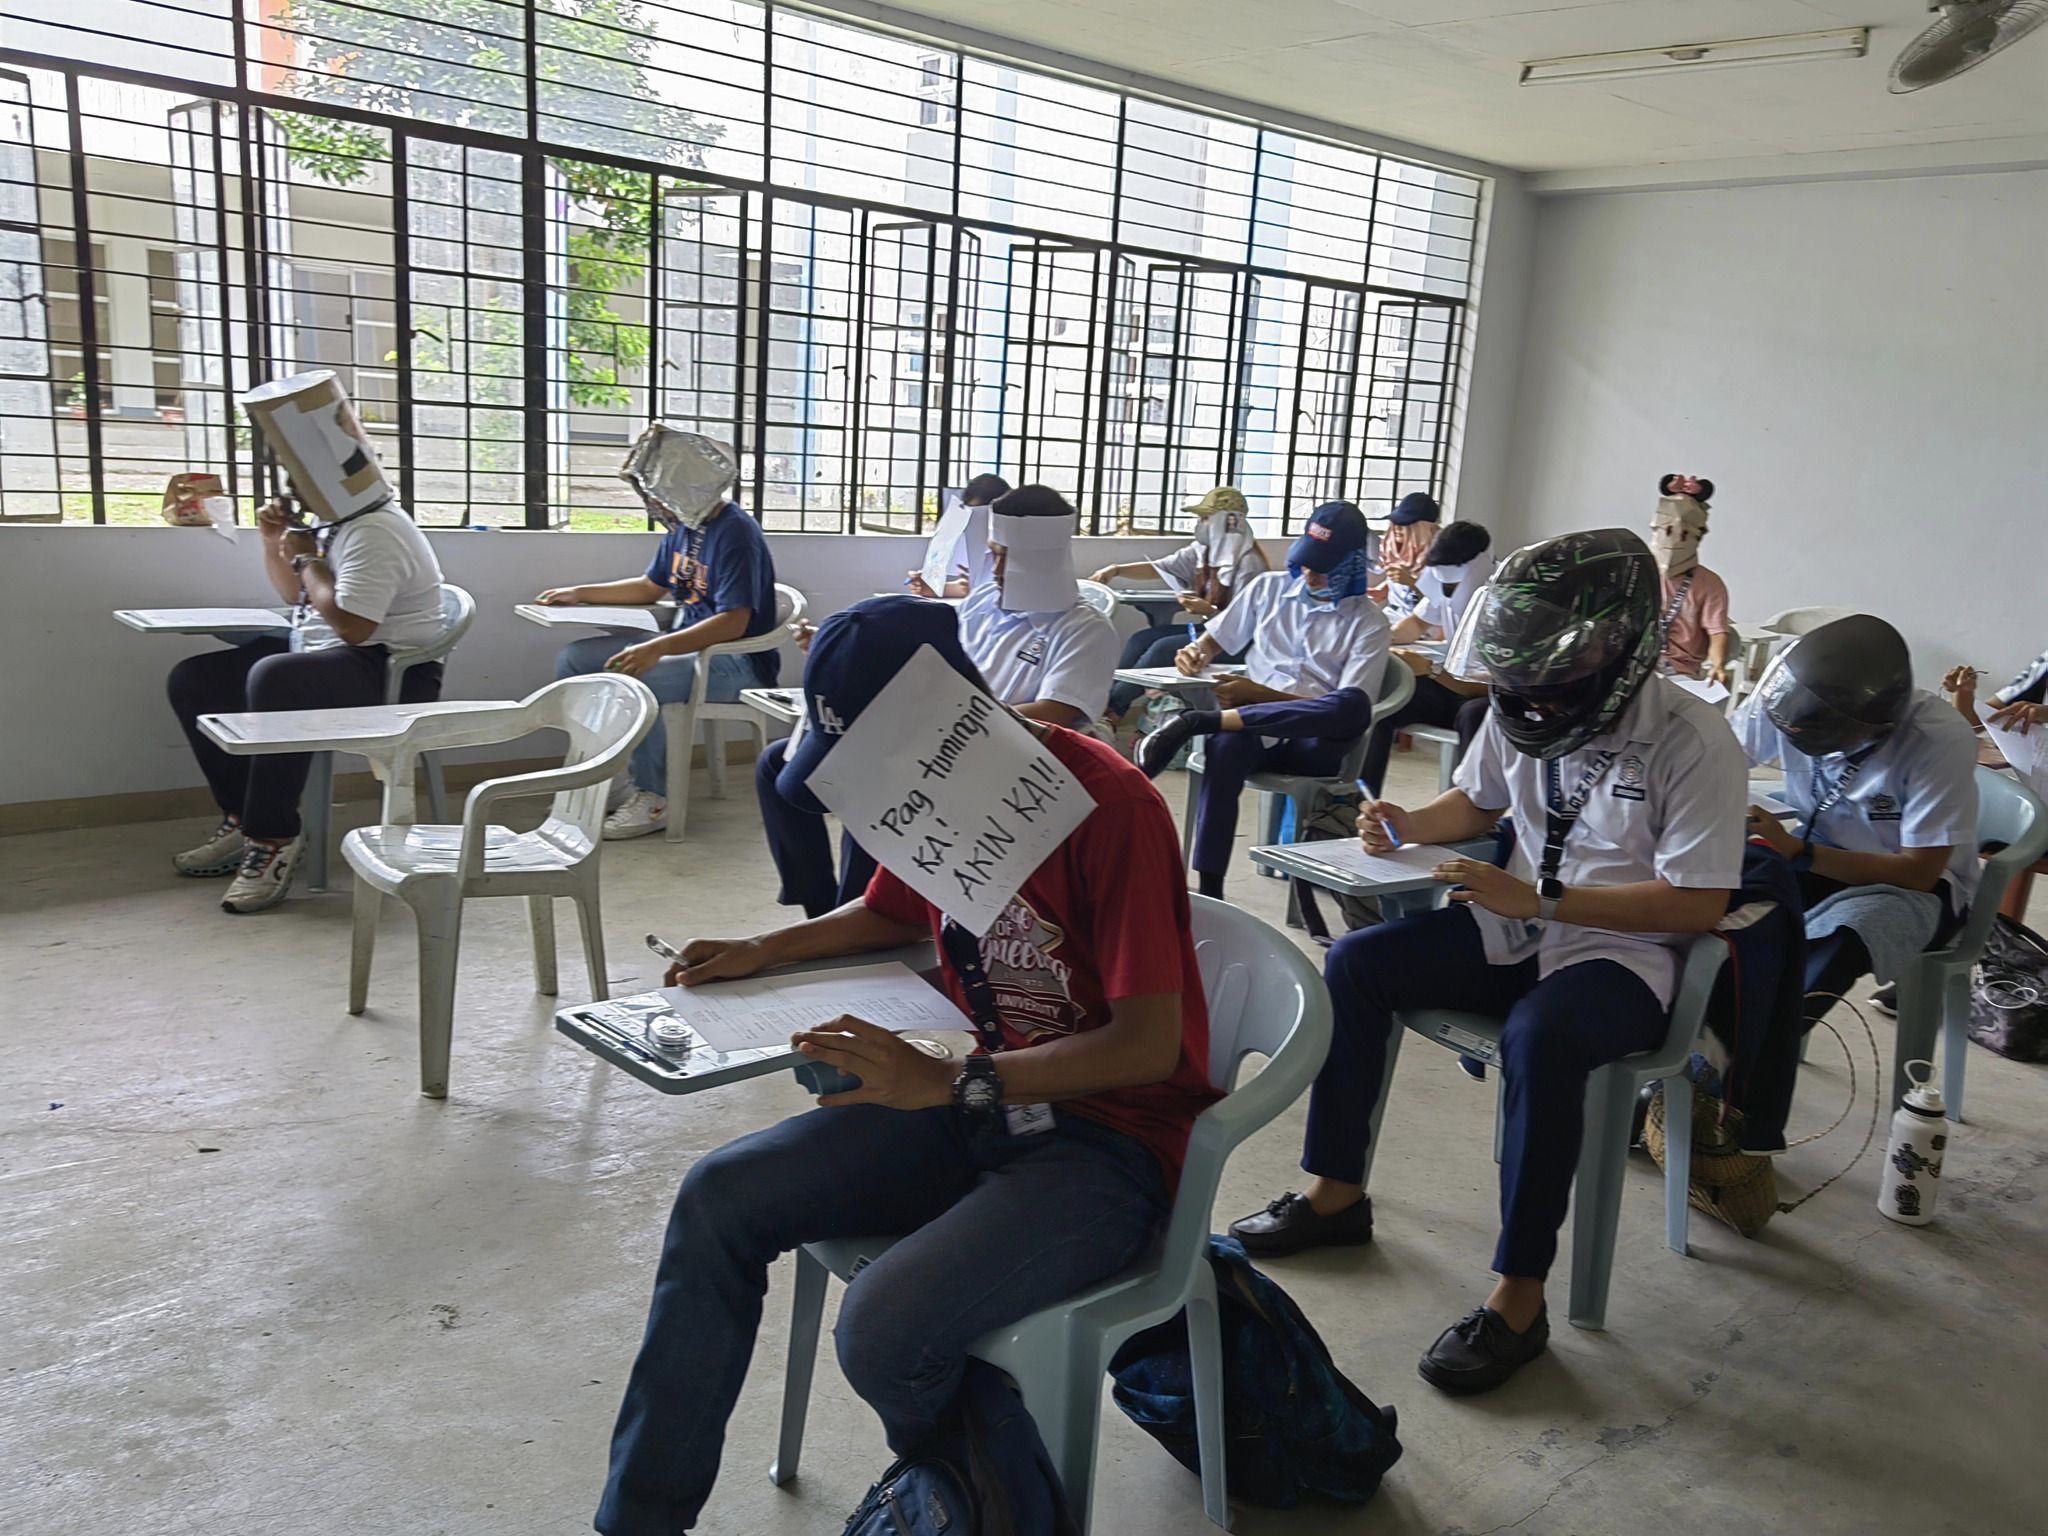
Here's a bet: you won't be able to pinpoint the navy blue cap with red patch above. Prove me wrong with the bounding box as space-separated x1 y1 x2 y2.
1286 500 1370 573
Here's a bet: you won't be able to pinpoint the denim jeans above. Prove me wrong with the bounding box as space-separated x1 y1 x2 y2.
596 1104 1166 1534
555 635 755 794
754 737 879 917
1312 906 1665 1278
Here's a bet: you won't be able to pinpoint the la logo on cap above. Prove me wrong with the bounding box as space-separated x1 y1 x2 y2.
816 702 849 736
1307 522 1333 540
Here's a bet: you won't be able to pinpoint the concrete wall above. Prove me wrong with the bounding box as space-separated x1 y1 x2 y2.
0 524 1238 813
1504 167 2047 687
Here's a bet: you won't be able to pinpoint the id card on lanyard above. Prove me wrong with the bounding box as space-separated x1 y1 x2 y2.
938 920 1055 1137
1801 755 1866 841
1655 571 1695 674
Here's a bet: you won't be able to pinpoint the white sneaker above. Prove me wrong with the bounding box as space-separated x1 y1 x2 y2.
174 818 246 877
604 772 634 813
603 790 668 840
221 837 303 914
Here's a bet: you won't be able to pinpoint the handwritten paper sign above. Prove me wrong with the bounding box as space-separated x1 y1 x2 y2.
804 645 1097 935
919 494 972 594
1979 699 2047 793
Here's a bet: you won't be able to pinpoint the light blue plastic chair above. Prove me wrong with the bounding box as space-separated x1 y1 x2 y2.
1405 721 1463 792
768 895 1333 1532
1365 932 1728 1331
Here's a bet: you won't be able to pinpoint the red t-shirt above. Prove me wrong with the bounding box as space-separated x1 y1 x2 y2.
864 728 1221 1189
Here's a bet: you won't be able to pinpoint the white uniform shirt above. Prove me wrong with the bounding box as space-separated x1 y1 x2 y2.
1454 675 1749 1008
1411 550 1494 639
1149 540 1267 596
293 507 446 653
1203 570 1390 702
958 585 1118 723
1736 689 1980 907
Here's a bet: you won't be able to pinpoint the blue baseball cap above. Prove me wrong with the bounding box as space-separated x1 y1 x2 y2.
1388 491 1440 526
1286 501 1370 574
775 596 988 814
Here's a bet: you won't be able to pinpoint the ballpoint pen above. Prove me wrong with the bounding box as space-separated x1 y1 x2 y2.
1357 779 1401 846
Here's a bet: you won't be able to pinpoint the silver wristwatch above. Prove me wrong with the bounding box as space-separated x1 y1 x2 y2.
290 552 324 575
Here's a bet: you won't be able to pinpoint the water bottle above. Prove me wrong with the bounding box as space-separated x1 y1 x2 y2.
1877 1059 1947 1226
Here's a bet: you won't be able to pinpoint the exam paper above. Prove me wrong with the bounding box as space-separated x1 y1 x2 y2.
919 496 972 593
1114 666 1243 690
658 961 970 1054
514 603 661 633
1273 837 1461 888
118 607 291 631
1669 674 1731 705
1979 699 2047 793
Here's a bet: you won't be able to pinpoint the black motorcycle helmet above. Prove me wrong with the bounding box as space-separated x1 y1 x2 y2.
1756 615 1913 758
1444 528 1661 759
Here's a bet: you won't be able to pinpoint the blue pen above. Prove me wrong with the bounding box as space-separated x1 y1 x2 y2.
1356 779 1401 847
1187 622 1199 646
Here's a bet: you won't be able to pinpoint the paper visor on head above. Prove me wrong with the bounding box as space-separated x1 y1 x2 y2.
988 508 1079 613
239 371 394 522
1649 495 1708 575
621 424 738 531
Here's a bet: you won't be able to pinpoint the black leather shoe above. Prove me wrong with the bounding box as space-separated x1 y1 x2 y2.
1227 1191 1373 1257
1135 715 1201 778
1417 1305 1549 1396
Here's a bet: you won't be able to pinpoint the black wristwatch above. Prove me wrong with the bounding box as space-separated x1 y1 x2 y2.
290 551 325 576
1536 876 1565 923
953 1055 1002 1125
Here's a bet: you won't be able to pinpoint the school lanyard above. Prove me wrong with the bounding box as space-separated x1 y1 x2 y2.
1800 754 1867 841
937 920 1012 1056
1540 750 1620 885
1655 570 1696 673
294 502 394 627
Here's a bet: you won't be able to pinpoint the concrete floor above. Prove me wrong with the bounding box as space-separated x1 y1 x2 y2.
4 747 2045 1536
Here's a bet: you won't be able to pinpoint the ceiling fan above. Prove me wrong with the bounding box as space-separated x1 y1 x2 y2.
1889 0 2048 92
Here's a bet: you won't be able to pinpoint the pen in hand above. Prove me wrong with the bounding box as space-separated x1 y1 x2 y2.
1357 780 1402 847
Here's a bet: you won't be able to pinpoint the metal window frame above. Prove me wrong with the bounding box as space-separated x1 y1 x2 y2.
2 5 1473 531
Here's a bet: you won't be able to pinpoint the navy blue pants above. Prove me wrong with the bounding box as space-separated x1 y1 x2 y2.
754 738 878 918
1311 907 1665 1278
1188 688 1374 880
596 1105 1165 1534
1106 624 1250 717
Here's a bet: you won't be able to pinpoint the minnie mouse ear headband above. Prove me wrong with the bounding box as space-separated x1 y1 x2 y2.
1657 473 1716 505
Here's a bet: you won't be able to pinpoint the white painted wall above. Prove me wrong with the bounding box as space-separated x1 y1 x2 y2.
1505 167 2047 689
0 525 1250 809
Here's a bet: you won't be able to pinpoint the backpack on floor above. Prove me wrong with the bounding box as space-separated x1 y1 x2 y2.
1288 785 1383 937
1107 1236 1402 1509
841 1360 1077 1536
1970 914 2048 1062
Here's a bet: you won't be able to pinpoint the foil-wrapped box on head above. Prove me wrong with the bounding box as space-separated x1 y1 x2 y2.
238 370 395 522
621 424 739 531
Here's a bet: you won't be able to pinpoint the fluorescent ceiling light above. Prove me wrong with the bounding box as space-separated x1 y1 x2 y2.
1519 28 1869 86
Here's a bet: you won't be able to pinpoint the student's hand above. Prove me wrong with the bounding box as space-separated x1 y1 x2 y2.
1384 564 1418 590
1177 595 1217 618
793 1016 954 1110
1394 648 1433 676
792 619 817 654
536 586 584 606
665 937 768 988
906 571 939 598
1745 804 1802 856
1708 662 1730 687
257 499 293 539
1990 700 2045 735
1943 665 1978 698
604 640 666 678
1212 677 1260 708
1090 565 1120 585
1358 799 1409 854
1174 645 1208 676
1437 857 1539 920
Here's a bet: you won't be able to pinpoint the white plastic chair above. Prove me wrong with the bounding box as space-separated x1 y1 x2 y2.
1182 661 1417 866
1760 604 1855 638
770 895 1333 1532
1075 578 1117 618
662 582 806 842
1369 932 1728 1331
342 674 658 1098
302 583 477 891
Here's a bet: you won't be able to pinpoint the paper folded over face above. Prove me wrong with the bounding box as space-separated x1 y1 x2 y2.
802 645 1096 935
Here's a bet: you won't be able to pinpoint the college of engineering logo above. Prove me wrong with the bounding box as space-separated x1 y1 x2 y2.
1612 751 1647 802
1014 633 1048 668
1868 793 1901 822
980 897 1079 1039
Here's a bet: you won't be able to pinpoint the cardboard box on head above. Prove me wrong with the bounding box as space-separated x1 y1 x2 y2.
239 370 395 522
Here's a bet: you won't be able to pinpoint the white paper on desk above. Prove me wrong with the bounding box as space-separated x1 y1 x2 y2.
1752 793 1797 820
1116 666 1242 690
659 961 971 1053
1276 838 1460 886
122 607 289 630
1669 674 1731 705
515 603 660 633
1979 700 2048 792
919 495 972 594
805 645 1096 935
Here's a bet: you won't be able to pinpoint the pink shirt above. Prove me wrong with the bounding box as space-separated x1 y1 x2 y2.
1660 565 1729 678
